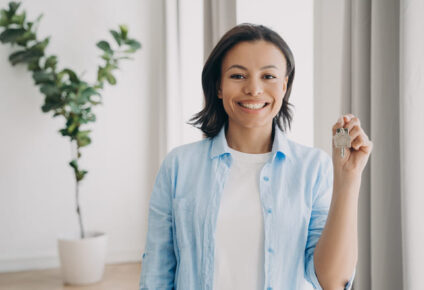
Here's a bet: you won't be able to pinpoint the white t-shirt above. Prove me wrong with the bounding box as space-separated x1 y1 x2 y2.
213 147 273 290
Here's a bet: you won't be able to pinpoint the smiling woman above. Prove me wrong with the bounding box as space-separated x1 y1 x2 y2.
140 23 360 290
188 23 295 143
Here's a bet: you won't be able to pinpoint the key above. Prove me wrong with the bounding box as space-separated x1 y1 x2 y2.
333 128 351 158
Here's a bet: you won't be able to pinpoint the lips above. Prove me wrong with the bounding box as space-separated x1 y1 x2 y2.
236 101 270 113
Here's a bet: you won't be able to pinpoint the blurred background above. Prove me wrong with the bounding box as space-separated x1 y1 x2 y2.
0 0 423 289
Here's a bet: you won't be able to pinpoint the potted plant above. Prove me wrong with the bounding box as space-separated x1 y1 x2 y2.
0 1 141 285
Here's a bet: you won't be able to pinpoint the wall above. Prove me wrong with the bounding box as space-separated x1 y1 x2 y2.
237 0 314 147
0 0 162 271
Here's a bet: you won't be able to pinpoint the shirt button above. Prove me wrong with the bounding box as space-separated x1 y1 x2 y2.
267 287 273 290
263 176 269 181
267 208 272 214
268 248 273 253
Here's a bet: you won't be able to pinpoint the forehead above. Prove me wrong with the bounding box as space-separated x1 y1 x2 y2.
221 40 287 71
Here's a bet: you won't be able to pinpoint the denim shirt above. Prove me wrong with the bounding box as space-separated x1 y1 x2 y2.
139 124 356 290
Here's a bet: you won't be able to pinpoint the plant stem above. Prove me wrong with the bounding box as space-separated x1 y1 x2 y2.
72 141 85 239
76 178 85 239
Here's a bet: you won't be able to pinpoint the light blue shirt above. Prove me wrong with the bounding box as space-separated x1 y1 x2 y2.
139 123 356 290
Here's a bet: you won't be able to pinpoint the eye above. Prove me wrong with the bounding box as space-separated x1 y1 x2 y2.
230 74 245 79
263 74 276 79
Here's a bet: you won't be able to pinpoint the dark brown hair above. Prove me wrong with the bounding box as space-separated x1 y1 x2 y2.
187 23 295 138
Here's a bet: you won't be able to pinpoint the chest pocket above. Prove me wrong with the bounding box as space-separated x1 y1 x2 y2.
172 198 195 249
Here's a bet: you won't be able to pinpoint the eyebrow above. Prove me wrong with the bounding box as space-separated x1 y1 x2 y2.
225 64 278 72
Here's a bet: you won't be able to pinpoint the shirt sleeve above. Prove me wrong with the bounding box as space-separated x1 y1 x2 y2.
139 154 176 290
304 152 356 289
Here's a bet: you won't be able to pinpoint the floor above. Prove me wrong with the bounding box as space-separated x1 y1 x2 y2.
0 262 141 290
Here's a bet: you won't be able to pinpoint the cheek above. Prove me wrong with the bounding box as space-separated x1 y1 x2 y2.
267 84 284 102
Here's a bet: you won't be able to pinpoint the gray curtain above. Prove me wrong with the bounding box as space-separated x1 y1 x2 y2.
313 0 424 289
203 0 236 61
399 1 424 289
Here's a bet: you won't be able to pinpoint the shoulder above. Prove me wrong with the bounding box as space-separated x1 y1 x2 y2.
285 138 332 172
161 137 211 168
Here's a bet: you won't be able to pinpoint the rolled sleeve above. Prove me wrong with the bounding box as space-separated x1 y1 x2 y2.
139 154 176 290
304 152 356 289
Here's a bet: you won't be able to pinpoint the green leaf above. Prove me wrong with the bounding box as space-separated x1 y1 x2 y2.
76 130 91 147
66 118 79 135
97 66 107 82
119 24 128 40
76 170 88 181
30 37 50 51
10 11 25 25
15 30 36 46
96 40 113 54
33 70 55 84
69 102 81 114
105 72 116 85
44 94 64 110
79 87 99 103
59 128 69 136
27 59 41 71
59 68 79 83
40 83 60 96
110 29 121 46
124 39 141 52
8 2 21 17
80 108 96 123
9 49 43 65
69 159 78 170
0 28 26 43
101 53 111 61
0 9 9 26
44 55 57 70
69 160 89 181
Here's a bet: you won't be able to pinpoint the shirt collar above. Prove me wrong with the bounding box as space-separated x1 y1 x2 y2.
209 122 291 161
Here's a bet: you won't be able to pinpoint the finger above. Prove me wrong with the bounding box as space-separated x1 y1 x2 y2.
332 116 345 135
344 116 361 132
351 133 373 153
351 132 366 150
349 126 362 147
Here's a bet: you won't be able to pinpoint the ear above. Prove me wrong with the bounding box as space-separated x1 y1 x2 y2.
283 76 288 94
217 87 222 99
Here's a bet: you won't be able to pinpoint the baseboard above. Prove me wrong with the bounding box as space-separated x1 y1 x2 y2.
0 249 142 273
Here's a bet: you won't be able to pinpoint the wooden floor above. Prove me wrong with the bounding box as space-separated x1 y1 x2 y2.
0 262 141 290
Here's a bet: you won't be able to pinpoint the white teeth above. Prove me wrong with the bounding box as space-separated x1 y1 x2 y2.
239 102 267 109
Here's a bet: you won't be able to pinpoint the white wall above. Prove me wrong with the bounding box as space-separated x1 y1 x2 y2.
0 0 162 271
236 0 314 147
0 0 315 274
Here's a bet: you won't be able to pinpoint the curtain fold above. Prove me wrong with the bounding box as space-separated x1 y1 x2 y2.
314 0 422 289
203 0 236 60
369 0 403 289
158 0 183 162
399 1 424 289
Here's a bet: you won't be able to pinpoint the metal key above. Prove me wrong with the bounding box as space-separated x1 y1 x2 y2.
333 128 351 158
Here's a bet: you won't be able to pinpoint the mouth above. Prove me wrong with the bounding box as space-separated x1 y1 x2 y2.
237 102 270 111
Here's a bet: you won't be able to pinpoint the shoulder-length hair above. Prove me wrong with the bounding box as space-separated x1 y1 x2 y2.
187 23 295 139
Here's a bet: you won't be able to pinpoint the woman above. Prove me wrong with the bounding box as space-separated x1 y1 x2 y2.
139 23 372 290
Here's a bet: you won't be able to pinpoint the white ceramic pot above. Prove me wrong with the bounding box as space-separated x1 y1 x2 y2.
57 231 108 285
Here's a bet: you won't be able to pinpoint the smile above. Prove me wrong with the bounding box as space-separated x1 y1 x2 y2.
237 102 269 112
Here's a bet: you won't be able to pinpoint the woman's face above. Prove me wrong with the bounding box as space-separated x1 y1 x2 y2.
218 40 288 131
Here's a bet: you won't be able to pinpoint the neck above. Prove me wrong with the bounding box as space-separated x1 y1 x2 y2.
225 121 274 154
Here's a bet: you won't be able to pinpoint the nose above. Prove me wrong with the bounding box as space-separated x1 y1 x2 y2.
243 77 263 96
